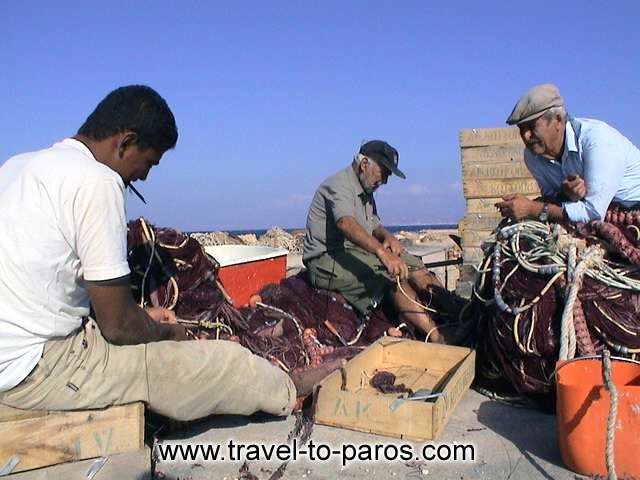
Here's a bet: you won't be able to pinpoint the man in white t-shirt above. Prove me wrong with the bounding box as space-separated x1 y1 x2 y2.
0 85 323 420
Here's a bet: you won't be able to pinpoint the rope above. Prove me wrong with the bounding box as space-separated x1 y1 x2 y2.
601 350 618 480
424 322 458 343
393 275 460 342
137 218 180 310
477 220 638 362
395 276 441 314
559 246 603 361
255 301 303 335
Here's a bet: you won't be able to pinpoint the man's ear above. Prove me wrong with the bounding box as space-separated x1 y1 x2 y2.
118 132 139 157
553 115 564 132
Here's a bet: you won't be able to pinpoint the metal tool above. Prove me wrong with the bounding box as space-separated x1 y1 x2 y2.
0 455 20 476
86 456 109 480
389 389 445 412
324 319 348 346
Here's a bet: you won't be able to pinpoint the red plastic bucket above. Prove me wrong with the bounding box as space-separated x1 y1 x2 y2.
556 356 640 477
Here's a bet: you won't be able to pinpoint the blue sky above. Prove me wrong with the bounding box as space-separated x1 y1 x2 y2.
2 1 640 231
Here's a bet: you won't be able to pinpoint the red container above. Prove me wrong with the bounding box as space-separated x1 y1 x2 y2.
204 245 287 307
556 357 640 478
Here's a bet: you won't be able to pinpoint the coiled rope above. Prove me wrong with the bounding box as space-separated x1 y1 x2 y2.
476 220 640 361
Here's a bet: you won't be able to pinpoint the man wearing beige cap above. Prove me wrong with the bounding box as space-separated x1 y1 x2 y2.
496 83 640 223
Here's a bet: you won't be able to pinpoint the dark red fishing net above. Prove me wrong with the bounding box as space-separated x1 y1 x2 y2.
126 218 453 373
473 204 640 402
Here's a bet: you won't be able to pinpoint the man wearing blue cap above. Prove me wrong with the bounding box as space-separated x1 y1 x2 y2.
303 140 449 342
496 83 640 223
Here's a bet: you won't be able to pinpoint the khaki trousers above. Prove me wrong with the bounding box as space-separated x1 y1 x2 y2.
306 247 425 314
0 320 295 421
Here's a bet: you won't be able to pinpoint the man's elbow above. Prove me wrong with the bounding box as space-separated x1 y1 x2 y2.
336 216 353 233
102 327 131 345
94 317 133 345
565 203 601 223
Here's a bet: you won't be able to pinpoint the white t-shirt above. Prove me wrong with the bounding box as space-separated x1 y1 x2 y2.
0 138 131 391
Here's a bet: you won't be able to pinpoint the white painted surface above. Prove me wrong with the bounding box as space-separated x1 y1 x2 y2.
204 245 288 267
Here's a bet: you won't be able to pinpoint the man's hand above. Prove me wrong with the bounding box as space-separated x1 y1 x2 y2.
378 249 409 280
86 277 189 344
562 174 586 201
145 306 177 324
382 235 404 256
495 194 539 220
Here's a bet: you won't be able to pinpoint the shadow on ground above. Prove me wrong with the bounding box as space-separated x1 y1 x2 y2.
476 399 568 478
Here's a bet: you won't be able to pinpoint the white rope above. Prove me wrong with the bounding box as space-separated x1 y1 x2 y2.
601 350 618 480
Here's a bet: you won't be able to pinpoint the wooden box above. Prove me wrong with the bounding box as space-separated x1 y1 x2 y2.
0 402 144 474
314 338 475 441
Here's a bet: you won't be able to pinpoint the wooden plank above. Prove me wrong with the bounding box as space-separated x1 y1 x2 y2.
460 144 524 164
0 405 47 423
0 403 144 473
462 247 486 264
431 351 475 439
466 197 503 215
459 127 521 147
466 196 537 214
462 229 495 248
462 160 532 180
463 178 539 199
463 213 502 231
7 447 150 480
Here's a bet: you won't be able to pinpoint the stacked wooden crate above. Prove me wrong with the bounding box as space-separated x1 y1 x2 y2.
455 127 540 297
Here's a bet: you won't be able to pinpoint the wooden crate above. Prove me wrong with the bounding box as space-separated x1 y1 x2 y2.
462 247 486 264
463 177 539 199
463 212 502 231
459 127 522 147
6 448 150 480
461 228 495 249
462 160 531 181
465 196 537 215
314 338 475 441
460 144 524 164
456 127 539 294
0 403 144 474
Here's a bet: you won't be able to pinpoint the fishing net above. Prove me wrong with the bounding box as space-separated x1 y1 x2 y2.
126 218 454 374
471 203 640 402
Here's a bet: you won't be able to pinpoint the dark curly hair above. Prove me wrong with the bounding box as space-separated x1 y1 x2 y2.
77 85 178 152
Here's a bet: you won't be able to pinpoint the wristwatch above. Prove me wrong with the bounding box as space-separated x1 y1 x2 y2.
538 202 549 222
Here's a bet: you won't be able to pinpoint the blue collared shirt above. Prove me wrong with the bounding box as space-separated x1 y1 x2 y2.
524 118 640 222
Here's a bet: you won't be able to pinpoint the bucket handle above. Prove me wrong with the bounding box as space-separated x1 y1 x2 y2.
553 354 640 379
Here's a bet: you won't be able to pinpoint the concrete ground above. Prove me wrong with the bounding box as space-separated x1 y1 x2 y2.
155 389 588 480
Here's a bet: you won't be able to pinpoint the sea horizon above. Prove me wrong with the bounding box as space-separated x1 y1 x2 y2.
188 223 458 237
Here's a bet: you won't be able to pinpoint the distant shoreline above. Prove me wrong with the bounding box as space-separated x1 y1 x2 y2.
188 224 458 236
